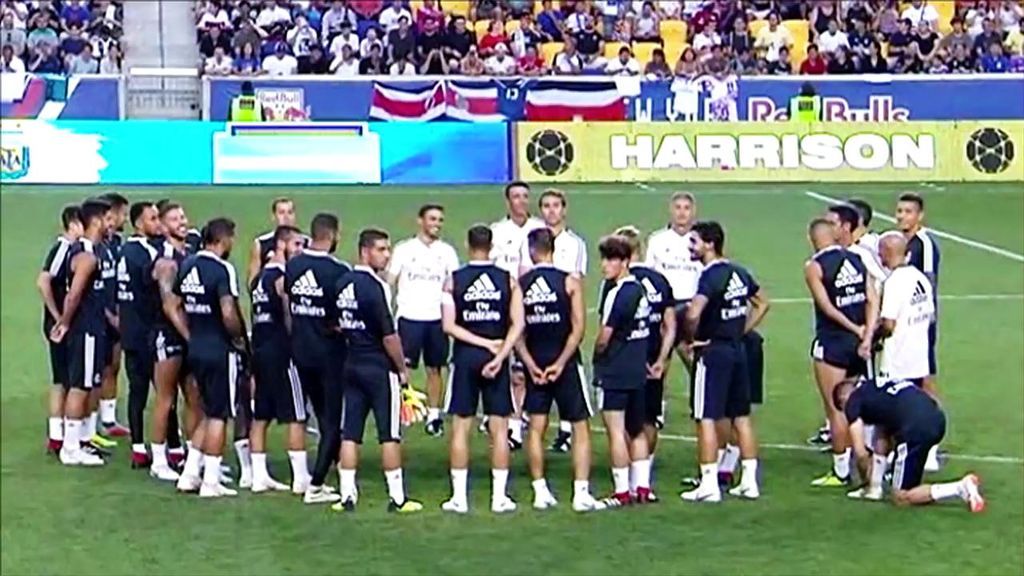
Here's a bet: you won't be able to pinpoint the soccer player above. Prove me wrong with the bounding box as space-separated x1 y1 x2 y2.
49 199 113 467
249 224 309 493
249 197 305 284
895 193 942 471
517 189 588 453
833 378 984 512
805 214 877 488
387 204 459 437
334 229 423 513
285 213 351 504
116 201 165 468
515 228 600 512
681 221 769 503
592 235 654 507
173 218 247 498
441 225 525 514
611 226 676 500
98 192 130 438
38 205 82 455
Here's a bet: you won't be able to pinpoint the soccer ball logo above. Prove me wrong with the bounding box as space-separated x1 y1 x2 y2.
966 128 1015 174
526 130 574 176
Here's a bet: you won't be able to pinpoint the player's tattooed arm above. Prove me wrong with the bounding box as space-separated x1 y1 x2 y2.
52 252 97 341
275 275 293 335
744 288 770 334
682 294 707 343
804 260 862 337
155 259 190 342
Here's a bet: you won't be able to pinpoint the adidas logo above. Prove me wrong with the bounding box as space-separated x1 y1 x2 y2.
524 276 557 305
911 279 930 305
116 257 129 283
180 267 205 295
640 277 663 304
336 282 358 310
292 269 323 297
835 259 865 288
252 280 269 304
724 272 747 300
465 273 501 302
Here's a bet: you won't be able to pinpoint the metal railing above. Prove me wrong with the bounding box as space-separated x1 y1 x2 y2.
126 67 201 119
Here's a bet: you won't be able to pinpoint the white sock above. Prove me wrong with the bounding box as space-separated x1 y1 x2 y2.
339 468 357 500
532 478 551 497
100 399 117 423
183 445 203 478
234 439 252 479
559 420 572 434
864 425 876 450
186 440 194 452
132 443 146 455
631 458 652 490
870 453 888 489
169 445 185 456
699 463 719 491
82 412 97 440
611 466 629 494
930 481 963 502
152 443 168 468
824 419 831 431
202 454 222 486
62 419 81 452
252 452 269 481
716 448 725 467
385 468 405 504
427 407 440 422
509 418 523 443
48 417 63 441
573 480 590 497
721 444 740 474
288 450 309 480
833 448 851 478
741 458 758 487
450 468 468 503
492 468 509 501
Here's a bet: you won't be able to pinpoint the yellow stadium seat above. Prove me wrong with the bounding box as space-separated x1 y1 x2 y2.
410 0 424 16
505 19 521 35
632 41 661 68
748 19 768 39
475 18 492 37
541 41 564 65
604 41 627 59
445 1 470 19
660 20 688 44
934 0 955 34
664 39 686 66
782 19 809 63
881 41 889 58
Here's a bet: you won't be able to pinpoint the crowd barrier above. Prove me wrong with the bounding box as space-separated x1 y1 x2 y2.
1 119 1020 185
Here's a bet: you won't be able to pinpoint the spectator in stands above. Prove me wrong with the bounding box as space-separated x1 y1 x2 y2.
204 45 234 75
817 19 850 56
509 0 535 18
965 1 994 36
232 19 264 58
360 26 383 57
799 43 828 74
417 0 444 31
2 2 28 29
231 0 257 25
419 17 448 73
733 46 758 73
643 47 671 78
28 42 61 73
517 43 546 75
537 0 564 41
359 41 386 73
511 13 543 57
675 46 701 77
776 0 805 21
330 42 360 75
1 13 26 57
948 41 975 72
565 1 589 34
328 19 359 58
769 45 794 74
600 44 635 75
575 16 603 59
197 2 231 30
998 0 1023 34
725 17 753 58
389 51 417 75
26 13 59 54
633 2 660 42
941 17 973 55
859 39 889 72
460 44 486 75
808 1 839 39
262 41 298 74
705 43 730 75
256 0 293 30
233 41 263 74
485 42 517 75
352 0 384 20
1006 20 1024 55
913 20 940 65
981 39 1011 70
60 22 88 56
747 0 774 20
973 18 1003 57
33 1 60 29
446 16 476 57
847 18 873 66
1 43 25 73
553 35 583 73
287 14 320 64
901 0 939 28
479 19 508 56
322 0 358 40
693 20 723 60
842 0 874 30
827 46 856 73
894 41 924 72
596 0 625 40
475 0 504 21
387 16 416 63
887 18 914 62
874 0 900 38
754 12 793 63
379 0 411 33
300 44 329 73
200 24 231 58
60 0 91 29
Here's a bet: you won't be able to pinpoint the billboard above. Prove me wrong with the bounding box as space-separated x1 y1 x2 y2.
513 121 1024 183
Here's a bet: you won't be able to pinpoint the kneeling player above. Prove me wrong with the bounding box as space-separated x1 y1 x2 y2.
441 225 525 514
516 228 599 512
833 378 983 512
333 229 422 513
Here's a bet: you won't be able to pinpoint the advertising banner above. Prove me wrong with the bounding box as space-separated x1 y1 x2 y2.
212 131 382 184
1 74 121 120
513 121 1024 183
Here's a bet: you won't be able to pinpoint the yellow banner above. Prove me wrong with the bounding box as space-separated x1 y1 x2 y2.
514 121 1024 183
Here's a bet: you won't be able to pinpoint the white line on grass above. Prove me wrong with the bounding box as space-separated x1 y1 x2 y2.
805 190 1024 263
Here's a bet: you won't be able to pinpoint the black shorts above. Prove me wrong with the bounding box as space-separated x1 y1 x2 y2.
154 328 186 362
67 330 108 390
341 362 401 444
445 357 512 417
645 378 664 424
672 301 691 346
524 362 593 423
743 331 764 405
598 386 646 438
398 318 449 369
123 347 153 390
927 322 938 376
892 416 946 491
48 339 69 386
188 349 242 420
253 350 306 423
811 333 866 376
691 341 750 421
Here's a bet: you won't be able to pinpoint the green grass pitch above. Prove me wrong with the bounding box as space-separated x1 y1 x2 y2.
1 182 1022 575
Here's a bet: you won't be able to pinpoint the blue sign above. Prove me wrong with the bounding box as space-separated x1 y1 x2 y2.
376 122 510 184
1 75 121 120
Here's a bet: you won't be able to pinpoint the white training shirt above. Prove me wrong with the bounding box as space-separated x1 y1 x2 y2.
878 265 935 381
490 216 545 275
518 227 588 276
387 236 460 322
849 239 887 289
645 226 703 301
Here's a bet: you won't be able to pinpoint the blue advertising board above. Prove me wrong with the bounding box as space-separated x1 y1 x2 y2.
1 74 121 120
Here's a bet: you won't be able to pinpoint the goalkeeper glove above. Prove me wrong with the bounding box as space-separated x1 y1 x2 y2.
400 385 428 427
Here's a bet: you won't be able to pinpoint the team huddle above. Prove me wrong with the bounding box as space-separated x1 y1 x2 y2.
38 184 984 514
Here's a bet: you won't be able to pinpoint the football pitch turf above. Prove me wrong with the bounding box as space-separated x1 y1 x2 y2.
1 182 1022 575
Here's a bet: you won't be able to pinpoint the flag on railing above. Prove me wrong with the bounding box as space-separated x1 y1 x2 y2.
369 81 448 121
523 79 627 121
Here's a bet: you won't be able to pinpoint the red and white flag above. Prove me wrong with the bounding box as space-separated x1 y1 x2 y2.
369 81 447 121
524 80 627 121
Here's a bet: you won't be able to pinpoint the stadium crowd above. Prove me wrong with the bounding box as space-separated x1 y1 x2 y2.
193 0 1024 77
0 0 123 74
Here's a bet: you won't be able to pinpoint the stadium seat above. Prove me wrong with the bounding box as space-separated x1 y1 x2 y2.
505 19 521 35
935 1 956 34
632 41 661 69
604 41 628 59
410 0 424 16
660 20 688 45
541 41 564 65
748 19 768 39
446 0 471 19
474 19 492 38
664 40 686 66
783 19 810 63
